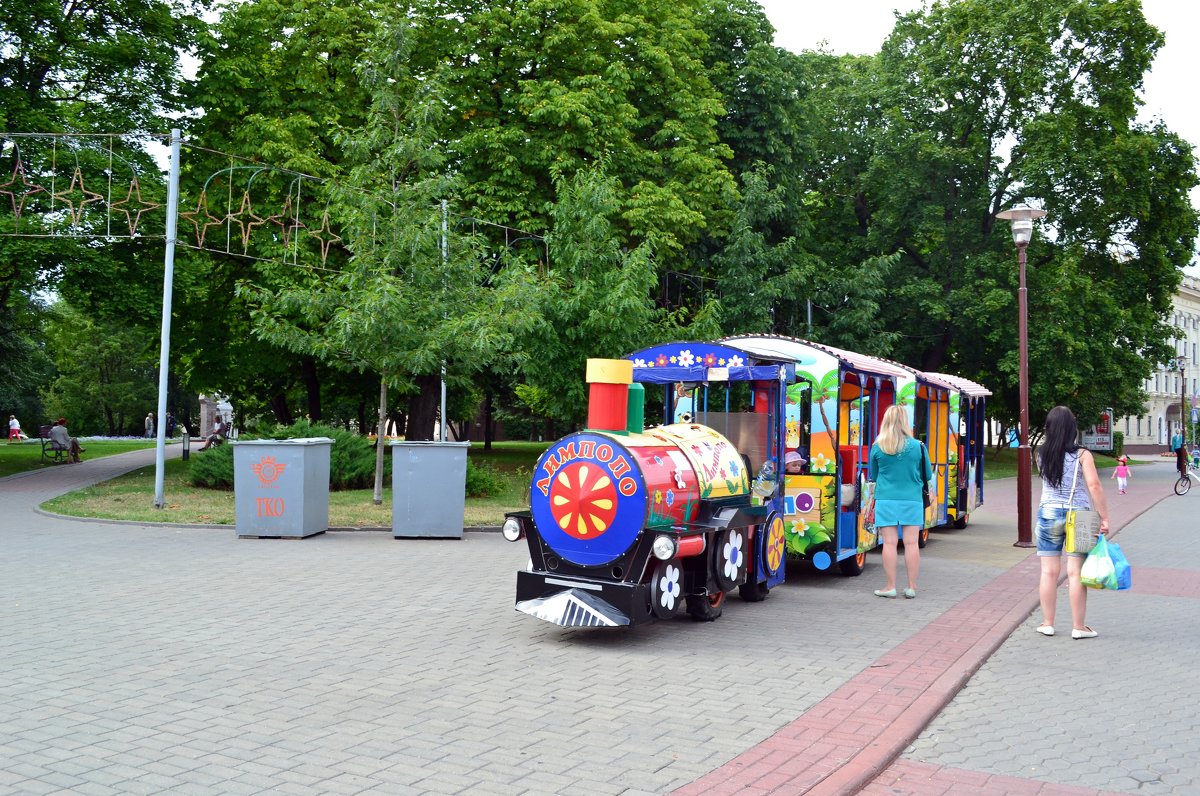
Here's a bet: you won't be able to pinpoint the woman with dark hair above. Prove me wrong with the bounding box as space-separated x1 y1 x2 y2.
1034 406 1110 640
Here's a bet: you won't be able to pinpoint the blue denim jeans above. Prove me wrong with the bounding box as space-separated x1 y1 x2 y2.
1036 504 1087 558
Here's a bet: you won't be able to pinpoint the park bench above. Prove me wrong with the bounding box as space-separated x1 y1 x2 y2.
39 424 67 464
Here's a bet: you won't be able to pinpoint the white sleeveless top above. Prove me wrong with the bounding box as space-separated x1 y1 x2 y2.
1039 451 1090 509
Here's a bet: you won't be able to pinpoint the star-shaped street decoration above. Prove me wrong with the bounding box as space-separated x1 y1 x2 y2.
0 161 47 221
267 194 306 251
308 210 342 264
109 176 162 236
52 167 105 227
178 191 225 248
226 191 267 252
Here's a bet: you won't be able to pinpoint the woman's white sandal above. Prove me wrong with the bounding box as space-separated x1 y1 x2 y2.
1036 625 1055 637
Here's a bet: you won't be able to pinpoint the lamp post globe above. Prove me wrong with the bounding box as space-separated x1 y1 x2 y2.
995 203 1047 548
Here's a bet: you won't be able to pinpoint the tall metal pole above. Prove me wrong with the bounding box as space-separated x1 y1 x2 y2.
1181 359 1187 447
154 128 182 509
440 199 448 442
1015 240 1034 547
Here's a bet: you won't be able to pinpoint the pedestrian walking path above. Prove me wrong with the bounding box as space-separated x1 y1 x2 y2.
675 459 1195 796
0 451 1193 795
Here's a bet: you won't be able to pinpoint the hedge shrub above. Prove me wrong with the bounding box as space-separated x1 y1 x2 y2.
188 421 503 498
188 421 388 491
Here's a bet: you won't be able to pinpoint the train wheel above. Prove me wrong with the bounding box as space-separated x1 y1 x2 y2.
761 513 786 580
917 526 931 548
713 529 747 592
738 580 770 602
687 591 725 622
953 513 969 529
650 559 684 620
839 550 867 577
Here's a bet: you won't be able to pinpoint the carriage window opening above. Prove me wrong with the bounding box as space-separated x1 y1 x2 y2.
785 380 812 473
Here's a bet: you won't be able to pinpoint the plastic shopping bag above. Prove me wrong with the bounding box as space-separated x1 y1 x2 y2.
1107 541 1132 591
1080 536 1118 590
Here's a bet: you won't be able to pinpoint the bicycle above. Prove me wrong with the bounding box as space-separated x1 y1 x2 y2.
1174 464 1198 495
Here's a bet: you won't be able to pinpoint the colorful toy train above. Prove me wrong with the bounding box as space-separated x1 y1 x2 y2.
502 336 990 628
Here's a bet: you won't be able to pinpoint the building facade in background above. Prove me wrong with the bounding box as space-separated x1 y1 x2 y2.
1117 275 1200 451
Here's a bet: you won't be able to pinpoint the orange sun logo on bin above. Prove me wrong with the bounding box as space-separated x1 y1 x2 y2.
252 456 287 486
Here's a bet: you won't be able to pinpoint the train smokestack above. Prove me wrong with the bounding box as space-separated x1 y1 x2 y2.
585 358 632 434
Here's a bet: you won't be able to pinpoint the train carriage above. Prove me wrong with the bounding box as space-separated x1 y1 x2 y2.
720 335 906 574
926 373 991 528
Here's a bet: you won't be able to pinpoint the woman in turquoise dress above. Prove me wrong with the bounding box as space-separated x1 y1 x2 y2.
867 405 932 598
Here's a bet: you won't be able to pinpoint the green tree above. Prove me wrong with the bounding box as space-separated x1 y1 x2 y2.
41 302 158 435
799 0 1198 429
410 0 737 258
514 164 718 426
1 0 202 411
176 0 394 424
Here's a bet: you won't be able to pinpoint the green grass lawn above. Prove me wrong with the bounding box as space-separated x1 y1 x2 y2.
42 441 550 528
983 447 1130 480
35 439 1136 527
0 438 158 478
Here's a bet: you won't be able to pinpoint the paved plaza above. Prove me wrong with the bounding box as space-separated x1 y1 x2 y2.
1 448 1197 794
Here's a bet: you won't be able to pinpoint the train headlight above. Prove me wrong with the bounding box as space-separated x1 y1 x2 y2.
652 534 677 561
502 517 523 542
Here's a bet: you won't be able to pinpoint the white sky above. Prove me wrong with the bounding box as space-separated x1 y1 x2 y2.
756 0 1200 269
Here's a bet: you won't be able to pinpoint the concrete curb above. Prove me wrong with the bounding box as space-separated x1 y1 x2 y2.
31 505 503 535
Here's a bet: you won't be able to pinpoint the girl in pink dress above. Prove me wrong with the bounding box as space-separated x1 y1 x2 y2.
1110 456 1131 494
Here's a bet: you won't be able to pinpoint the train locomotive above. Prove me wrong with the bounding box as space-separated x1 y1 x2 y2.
503 356 790 628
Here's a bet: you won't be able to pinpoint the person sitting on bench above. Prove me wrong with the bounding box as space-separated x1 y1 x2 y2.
198 416 227 451
49 417 84 463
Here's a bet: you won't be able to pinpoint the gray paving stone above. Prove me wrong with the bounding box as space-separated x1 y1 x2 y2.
904 487 1200 795
7 450 1194 796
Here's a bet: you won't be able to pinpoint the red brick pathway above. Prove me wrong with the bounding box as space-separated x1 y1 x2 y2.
673 464 1177 796
672 556 1045 796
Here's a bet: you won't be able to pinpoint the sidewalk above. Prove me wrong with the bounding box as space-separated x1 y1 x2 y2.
0 452 1194 795
675 459 1196 796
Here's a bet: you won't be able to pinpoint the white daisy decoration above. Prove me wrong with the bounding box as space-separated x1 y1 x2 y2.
723 530 744 579
658 564 681 611
678 349 695 367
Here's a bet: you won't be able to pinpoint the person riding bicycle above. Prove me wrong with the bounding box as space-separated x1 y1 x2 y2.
1166 432 1185 475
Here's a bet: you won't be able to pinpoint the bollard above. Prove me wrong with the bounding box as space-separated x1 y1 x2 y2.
182 431 190 461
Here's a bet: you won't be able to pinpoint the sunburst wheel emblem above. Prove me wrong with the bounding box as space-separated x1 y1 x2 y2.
548 462 618 540
766 515 785 572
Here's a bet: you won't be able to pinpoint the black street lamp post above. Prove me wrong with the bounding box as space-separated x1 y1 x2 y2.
996 204 1047 548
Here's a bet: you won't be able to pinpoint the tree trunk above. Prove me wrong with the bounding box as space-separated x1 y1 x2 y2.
484 391 495 451
405 373 441 441
373 376 387 505
302 356 321 421
270 393 293 425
